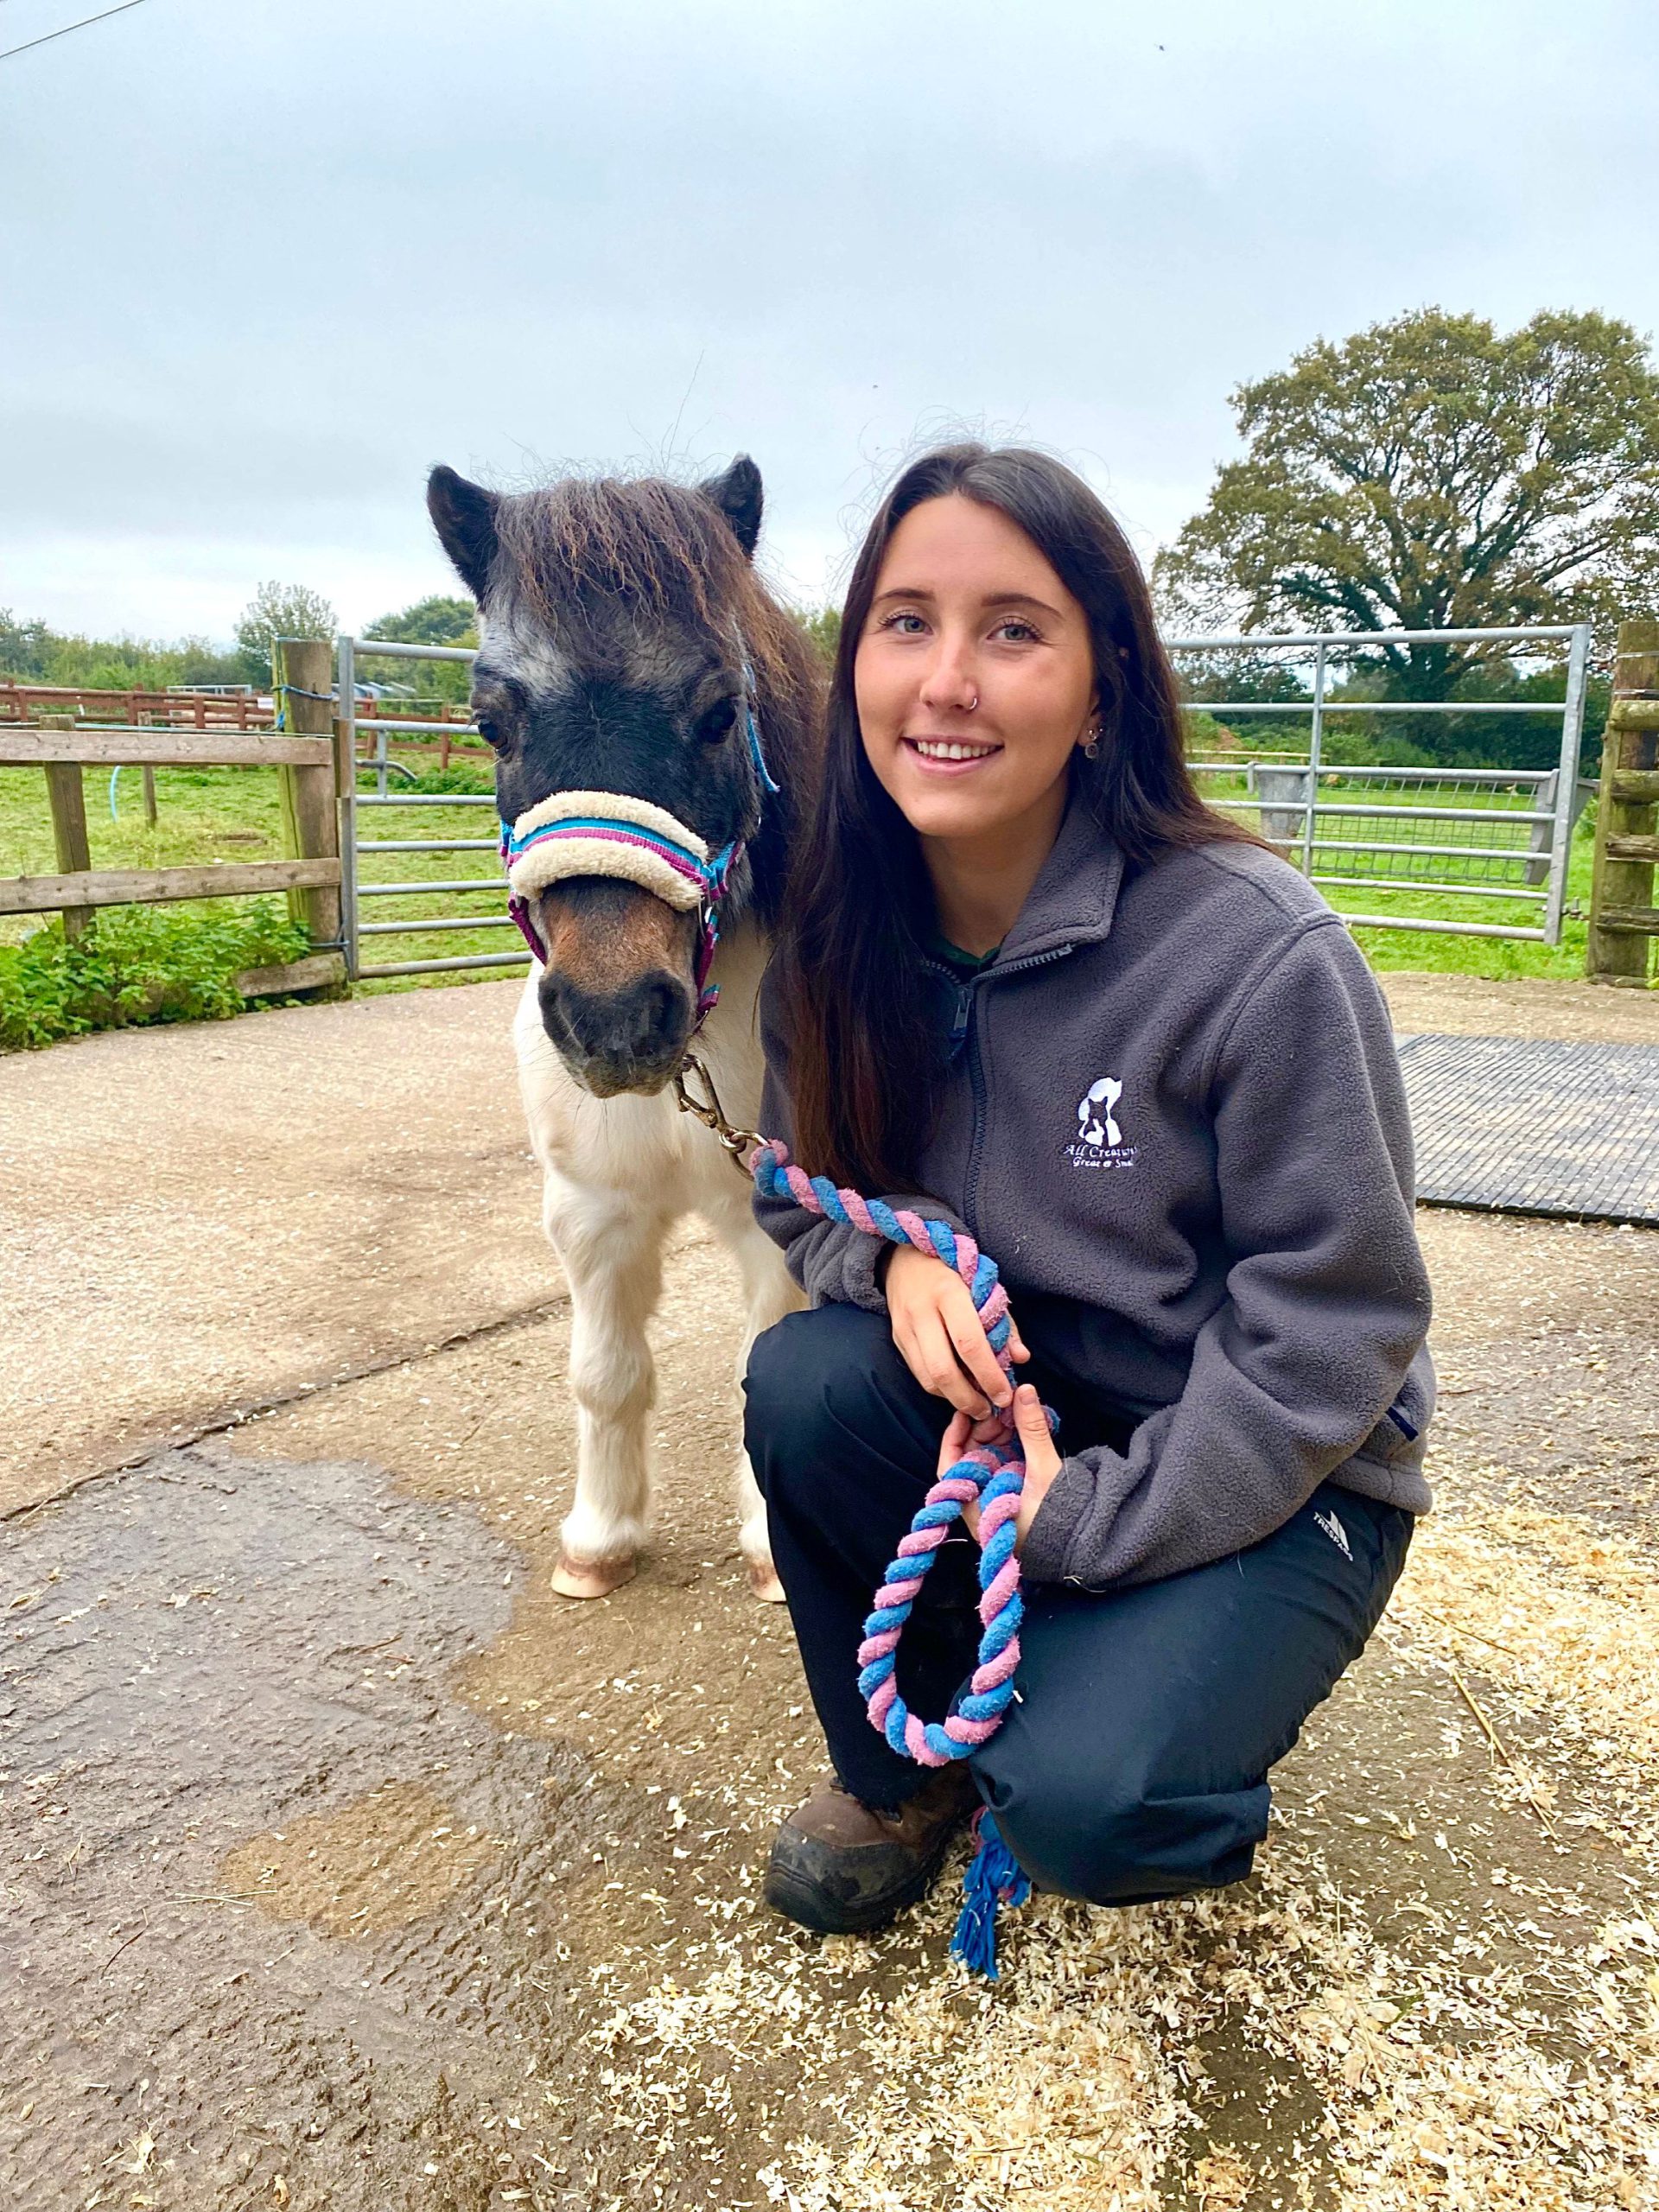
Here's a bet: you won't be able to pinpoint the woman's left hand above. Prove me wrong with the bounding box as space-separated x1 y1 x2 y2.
940 1383 1063 1551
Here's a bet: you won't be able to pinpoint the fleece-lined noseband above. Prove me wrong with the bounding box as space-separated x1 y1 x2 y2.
499 663 778 1028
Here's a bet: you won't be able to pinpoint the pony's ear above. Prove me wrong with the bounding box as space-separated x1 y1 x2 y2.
427 466 500 602
699 454 764 561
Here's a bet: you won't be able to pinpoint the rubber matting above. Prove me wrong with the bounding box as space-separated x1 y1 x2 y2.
1397 1032 1659 1228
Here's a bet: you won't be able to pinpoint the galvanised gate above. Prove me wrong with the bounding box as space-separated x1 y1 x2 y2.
1166 623 1592 944
333 621 1592 976
334 633 511 982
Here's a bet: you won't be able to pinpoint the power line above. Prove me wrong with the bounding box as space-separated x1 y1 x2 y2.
0 0 148 63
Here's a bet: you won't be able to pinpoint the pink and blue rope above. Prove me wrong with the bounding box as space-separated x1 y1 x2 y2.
751 1138 1042 1971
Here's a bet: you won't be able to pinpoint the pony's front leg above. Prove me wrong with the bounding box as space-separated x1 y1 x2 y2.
545 1177 669 1599
702 1175 804 1602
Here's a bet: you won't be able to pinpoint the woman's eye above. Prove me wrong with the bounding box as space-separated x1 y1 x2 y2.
877 612 928 636
698 699 738 743
994 620 1040 644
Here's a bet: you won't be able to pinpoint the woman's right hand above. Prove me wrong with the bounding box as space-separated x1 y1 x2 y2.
884 1243 1029 1420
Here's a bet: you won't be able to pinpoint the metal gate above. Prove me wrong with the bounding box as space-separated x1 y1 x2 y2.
1166 623 1592 943
335 633 513 982
333 620 1593 975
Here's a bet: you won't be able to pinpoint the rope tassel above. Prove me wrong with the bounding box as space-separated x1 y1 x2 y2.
950 1809 1032 1980
750 1137 1044 1974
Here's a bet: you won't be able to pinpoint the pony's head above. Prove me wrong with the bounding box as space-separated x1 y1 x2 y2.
428 456 813 1096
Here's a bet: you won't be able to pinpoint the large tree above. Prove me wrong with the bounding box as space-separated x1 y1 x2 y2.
1155 308 1659 696
360 594 477 648
234 580 337 684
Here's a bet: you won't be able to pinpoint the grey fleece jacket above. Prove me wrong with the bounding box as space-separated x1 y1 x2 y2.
752 794 1435 1592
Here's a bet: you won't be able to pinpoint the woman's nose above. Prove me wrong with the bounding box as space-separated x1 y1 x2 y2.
918 645 978 715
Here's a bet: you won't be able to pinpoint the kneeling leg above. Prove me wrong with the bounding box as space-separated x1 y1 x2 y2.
975 1487 1414 1904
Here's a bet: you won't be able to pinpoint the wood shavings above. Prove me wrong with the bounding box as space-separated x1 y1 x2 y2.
568 1480 1659 2210
1395 1489 1659 1842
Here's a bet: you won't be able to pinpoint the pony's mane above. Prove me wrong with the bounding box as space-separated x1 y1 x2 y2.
495 475 747 635
493 472 820 783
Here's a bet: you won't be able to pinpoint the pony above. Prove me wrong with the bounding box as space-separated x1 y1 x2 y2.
427 456 822 1599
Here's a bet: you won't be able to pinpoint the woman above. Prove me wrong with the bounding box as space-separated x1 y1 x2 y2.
742 444 1433 1937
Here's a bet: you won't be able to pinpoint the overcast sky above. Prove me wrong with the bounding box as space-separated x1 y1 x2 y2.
3 0 1656 645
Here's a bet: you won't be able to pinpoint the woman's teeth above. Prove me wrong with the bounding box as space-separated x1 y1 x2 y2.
911 739 998 760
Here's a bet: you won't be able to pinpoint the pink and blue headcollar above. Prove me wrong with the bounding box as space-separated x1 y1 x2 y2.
499 670 778 1028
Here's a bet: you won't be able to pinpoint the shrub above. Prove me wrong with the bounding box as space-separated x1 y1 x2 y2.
0 901 310 1052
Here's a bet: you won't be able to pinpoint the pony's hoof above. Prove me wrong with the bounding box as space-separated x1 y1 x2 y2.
747 1559 787 1604
551 1552 637 1600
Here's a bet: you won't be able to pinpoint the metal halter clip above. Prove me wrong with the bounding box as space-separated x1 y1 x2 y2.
673 1052 760 1175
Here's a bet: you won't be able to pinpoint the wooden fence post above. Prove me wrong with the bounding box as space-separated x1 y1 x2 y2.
272 637 343 952
1587 618 1659 987
39 714 95 941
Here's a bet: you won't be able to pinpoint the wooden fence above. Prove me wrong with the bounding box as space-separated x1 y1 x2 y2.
1587 618 1659 988
0 679 475 760
0 640 346 1000
0 683 276 730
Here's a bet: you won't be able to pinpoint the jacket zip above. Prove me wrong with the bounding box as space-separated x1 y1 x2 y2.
959 943 1074 1235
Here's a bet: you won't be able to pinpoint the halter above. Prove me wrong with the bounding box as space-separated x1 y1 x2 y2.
499 658 778 1028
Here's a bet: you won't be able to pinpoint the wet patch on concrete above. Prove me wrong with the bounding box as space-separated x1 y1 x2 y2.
219 1779 501 1940
3 1197 1656 2206
0 1445 616 2210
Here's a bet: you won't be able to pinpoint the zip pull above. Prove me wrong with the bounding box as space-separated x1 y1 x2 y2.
947 982 974 1059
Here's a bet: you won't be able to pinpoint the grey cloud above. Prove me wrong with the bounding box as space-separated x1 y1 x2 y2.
2 0 1656 636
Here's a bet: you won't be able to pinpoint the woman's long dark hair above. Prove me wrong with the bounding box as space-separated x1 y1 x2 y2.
781 442 1260 1191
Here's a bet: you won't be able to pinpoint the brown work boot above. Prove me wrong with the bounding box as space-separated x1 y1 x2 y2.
764 1766 980 1935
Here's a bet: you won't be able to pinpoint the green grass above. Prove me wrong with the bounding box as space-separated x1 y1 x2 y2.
346 758 518 988
0 753 515 989
1192 765 1612 982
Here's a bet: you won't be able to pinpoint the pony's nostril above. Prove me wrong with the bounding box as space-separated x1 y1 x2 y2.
636 975 683 1046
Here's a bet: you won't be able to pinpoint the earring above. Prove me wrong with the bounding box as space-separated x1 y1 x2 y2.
1083 723 1102 760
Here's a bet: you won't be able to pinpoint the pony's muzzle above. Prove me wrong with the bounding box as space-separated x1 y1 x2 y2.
539 967 693 1096
534 880 697 1096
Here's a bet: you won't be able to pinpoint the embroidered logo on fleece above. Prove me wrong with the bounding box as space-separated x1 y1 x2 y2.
1314 1507 1352 1560
1065 1075 1138 1170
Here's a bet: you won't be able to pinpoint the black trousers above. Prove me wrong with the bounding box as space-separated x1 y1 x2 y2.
744 1302 1414 1905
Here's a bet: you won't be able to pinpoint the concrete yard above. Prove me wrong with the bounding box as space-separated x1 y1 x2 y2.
3 973 1657 2209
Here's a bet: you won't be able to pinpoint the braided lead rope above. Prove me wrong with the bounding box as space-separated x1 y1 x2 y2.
750 1139 1044 1766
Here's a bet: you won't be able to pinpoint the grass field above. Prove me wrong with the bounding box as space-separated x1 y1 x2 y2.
0 749 1641 1039
0 755 512 989
1189 762 1605 981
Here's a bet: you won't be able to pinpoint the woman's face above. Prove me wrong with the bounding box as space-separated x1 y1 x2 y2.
853 493 1098 846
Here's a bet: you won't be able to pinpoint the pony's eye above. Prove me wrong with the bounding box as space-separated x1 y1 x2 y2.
697 700 738 744
475 711 508 751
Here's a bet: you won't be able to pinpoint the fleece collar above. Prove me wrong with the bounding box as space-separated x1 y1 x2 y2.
985 785 1127 970
499 790 740 1026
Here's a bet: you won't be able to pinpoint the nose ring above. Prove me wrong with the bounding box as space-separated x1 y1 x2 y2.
966 693 979 712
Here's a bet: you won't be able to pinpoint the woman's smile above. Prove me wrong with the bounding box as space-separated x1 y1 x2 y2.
903 733 1004 772
854 493 1100 947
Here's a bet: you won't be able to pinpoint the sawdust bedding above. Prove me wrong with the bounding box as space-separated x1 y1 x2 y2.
550 1465 1659 2211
